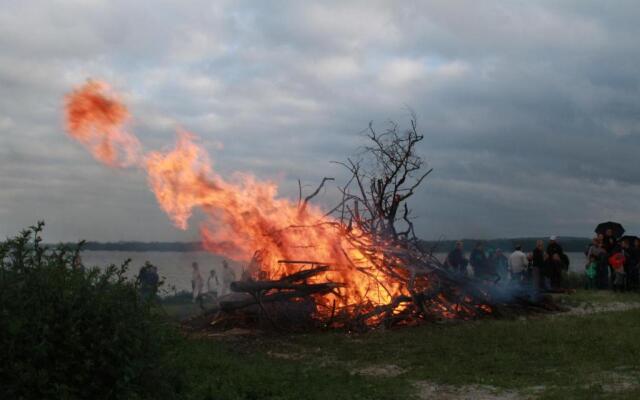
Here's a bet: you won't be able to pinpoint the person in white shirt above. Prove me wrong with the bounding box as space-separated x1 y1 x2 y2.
207 269 219 298
508 245 529 283
220 260 236 296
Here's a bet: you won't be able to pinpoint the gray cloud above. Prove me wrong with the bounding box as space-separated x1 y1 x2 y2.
1 0 640 243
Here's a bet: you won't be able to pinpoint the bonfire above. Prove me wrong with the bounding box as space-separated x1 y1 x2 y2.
64 80 556 332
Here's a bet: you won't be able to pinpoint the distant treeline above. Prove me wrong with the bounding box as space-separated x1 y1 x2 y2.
419 237 591 253
51 237 593 253
79 241 205 252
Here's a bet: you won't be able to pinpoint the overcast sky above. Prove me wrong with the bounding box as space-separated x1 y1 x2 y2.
1 0 640 243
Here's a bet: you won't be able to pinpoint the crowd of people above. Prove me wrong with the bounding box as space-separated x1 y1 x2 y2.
443 236 571 291
190 260 236 302
443 229 640 292
584 230 640 291
136 259 237 302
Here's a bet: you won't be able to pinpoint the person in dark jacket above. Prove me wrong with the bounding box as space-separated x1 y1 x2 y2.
620 239 636 290
137 261 160 300
470 242 490 279
445 241 468 274
532 240 546 291
603 228 617 254
547 235 570 283
631 239 640 291
546 236 563 258
547 253 566 290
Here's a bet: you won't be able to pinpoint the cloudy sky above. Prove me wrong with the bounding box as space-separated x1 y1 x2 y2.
1 0 640 243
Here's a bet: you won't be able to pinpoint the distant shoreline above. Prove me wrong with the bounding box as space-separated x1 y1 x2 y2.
51 237 593 253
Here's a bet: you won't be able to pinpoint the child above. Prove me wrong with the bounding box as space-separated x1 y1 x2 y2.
609 252 626 292
585 254 597 290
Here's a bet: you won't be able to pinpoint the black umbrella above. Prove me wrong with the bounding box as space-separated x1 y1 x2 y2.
595 221 625 238
619 235 639 246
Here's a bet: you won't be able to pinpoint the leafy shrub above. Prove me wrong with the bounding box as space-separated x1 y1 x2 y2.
0 222 183 399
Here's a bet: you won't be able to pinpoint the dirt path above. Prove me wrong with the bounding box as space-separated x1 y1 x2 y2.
559 301 640 317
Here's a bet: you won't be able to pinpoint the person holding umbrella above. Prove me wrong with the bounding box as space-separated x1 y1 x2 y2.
595 222 625 288
595 221 625 253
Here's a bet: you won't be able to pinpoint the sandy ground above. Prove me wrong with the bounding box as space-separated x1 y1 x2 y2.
558 301 640 316
414 381 533 400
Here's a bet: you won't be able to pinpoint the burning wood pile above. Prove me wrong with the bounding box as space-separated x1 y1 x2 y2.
191 119 557 332
63 81 558 333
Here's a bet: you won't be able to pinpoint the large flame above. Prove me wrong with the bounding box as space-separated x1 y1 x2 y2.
64 80 409 317
65 80 141 167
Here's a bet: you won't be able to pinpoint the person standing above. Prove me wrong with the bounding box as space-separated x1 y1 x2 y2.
620 239 634 291
492 248 509 282
548 253 566 290
508 245 528 284
532 240 546 291
585 237 599 261
546 236 569 289
470 242 489 280
609 251 626 292
585 254 598 290
191 262 204 303
546 236 563 259
603 228 617 254
207 269 219 298
630 239 640 291
220 260 236 296
594 240 610 289
445 241 468 274
137 261 159 300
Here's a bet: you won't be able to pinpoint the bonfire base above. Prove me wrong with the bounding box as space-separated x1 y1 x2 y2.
182 280 565 334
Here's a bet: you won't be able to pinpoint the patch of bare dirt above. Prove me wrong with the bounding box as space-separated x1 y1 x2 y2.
588 369 640 393
414 381 534 400
560 302 640 317
266 351 305 361
353 364 407 378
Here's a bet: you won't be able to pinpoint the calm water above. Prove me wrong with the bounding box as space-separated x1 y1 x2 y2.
81 250 587 293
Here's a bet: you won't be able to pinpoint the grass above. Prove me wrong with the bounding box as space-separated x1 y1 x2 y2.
167 290 640 400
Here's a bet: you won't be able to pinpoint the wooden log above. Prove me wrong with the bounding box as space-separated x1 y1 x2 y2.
230 280 344 293
220 288 335 312
277 260 331 266
279 265 330 282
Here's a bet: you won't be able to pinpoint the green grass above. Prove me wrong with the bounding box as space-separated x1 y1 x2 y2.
170 291 640 400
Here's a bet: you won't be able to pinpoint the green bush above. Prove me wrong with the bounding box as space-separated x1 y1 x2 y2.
0 222 183 399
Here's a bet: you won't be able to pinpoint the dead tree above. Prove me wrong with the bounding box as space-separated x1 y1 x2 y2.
331 114 432 242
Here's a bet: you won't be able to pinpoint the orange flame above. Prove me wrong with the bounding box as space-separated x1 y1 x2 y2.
63 80 411 319
145 131 408 313
64 80 141 167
